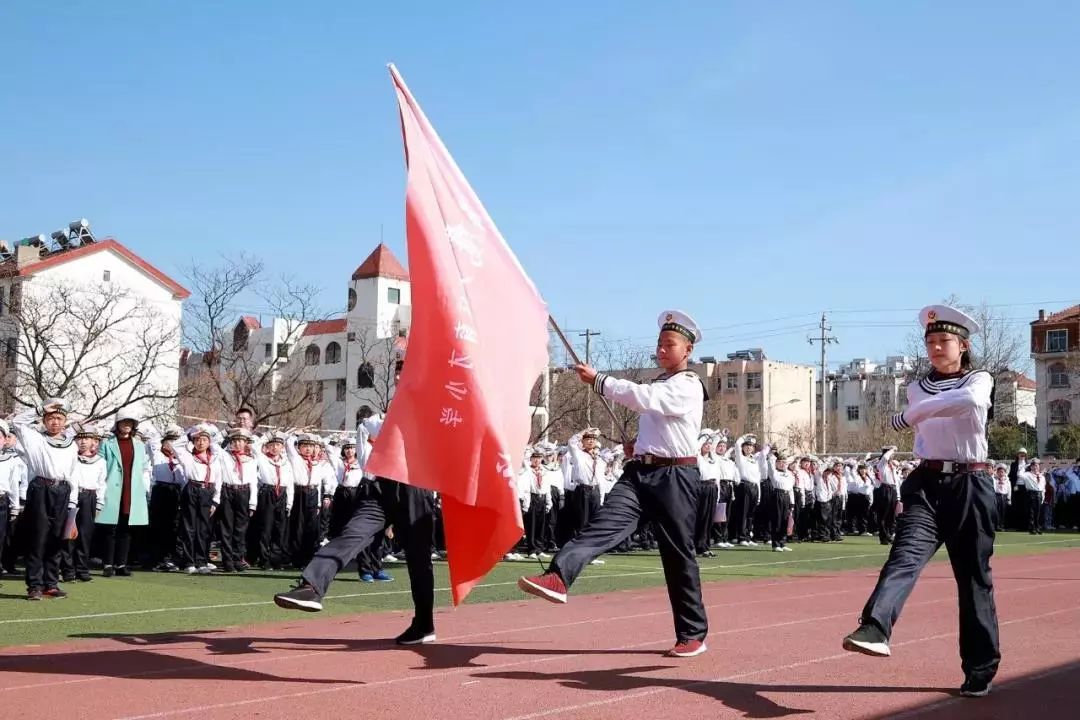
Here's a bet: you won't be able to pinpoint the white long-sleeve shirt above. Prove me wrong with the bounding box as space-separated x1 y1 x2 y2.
815 470 841 503
767 460 795 502
1017 470 1045 493
891 370 991 462
698 453 721 482
172 442 226 505
256 454 295 512
219 451 259 511
518 465 554 512
794 467 814 493
848 471 874 496
337 458 367 489
285 436 336 498
71 455 108 511
11 410 78 508
875 448 900 489
715 452 738 483
0 452 25 515
732 436 764 485
993 473 1012 499
564 433 607 490
593 369 704 458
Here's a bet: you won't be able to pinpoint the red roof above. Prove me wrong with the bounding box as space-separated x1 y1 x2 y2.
240 315 261 330
303 318 347 336
1035 304 1080 324
0 238 190 299
997 370 1037 391
352 244 409 282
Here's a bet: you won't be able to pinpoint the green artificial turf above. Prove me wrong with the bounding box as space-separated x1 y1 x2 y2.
1 533 1076 648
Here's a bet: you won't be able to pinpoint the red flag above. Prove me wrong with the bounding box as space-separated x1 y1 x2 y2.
365 65 549 606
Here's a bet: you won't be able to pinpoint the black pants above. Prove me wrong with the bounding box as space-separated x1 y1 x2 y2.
100 512 133 568
875 485 898 542
814 498 833 541
848 494 871 535
24 478 70 591
993 494 1009 531
694 481 719 554
860 467 1000 684
219 485 251 569
771 491 791 548
544 488 562 551
0 496 10 572
550 462 707 643
149 483 182 565
573 485 601 537
303 480 435 630
251 485 289 567
290 486 321 567
1026 490 1043 533
525 493 548 555
177 482 214 568
831 496 845 539
733 482 760 542
61 489 97 578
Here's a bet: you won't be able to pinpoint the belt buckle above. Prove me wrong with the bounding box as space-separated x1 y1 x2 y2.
942 461 954 474
642 454 654 466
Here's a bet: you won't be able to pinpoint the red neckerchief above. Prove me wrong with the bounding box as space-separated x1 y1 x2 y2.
194 451 212 484
534 466 543 491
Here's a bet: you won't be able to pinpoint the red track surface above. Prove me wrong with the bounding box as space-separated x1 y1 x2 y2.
1 549 1077 720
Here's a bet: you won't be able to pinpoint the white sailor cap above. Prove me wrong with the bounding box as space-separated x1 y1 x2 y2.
657 310 702 344
296 433 320 446
920 305 981 339
72 421 104 439
1029 457 1042 465
189 423 216 440
226 426 254 442
994 462 1007 471
265 430 288 444
582 427 601 440
42 398 71 416
163 424 185 442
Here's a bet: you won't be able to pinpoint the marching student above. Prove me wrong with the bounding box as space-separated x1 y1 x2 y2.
712 436 737 549
252 431 294 569
63 422 106 582
218 427 259 572
520 448 554 560
695 432 720 557
274 413 438 646
874 447 900 545
173 424 224 575
98 410 151 577
844 305 1000 699
992 463 1011 532
732 434 763 547
1016 458 1046 535
146 425 187 572
0 422 25 579
12 399 79 600
765 448 795 552
519 310 710 658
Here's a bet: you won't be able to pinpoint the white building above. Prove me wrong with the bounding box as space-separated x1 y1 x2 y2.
197 243 412 431
0 228 188 418
820 357 914 447
1030 305 1080 452
993 371 1037 427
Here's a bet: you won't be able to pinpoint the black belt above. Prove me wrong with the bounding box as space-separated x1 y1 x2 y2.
634 455 698 467
33 476 63 486
921 460 988 474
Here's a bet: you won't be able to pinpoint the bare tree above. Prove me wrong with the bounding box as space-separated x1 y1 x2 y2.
348 319 403 414
0 280 180 420
182 256 329 428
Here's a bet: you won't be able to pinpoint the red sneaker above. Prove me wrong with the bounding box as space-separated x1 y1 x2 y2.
517 572 567 604
668 639 707 658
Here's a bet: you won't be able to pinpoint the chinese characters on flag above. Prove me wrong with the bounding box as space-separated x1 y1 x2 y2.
365 65 549 606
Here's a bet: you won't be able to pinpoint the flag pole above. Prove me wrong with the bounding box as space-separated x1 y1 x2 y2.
547 316 630 443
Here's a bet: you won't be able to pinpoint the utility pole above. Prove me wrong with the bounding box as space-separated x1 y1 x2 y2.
580 329 601 425
807 313 838 454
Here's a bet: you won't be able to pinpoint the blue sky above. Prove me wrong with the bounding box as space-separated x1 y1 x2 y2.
3 1 1078 371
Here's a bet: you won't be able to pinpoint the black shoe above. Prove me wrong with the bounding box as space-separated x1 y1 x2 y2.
76 575 93 582
43 587 68 599
960 677 992 698
274 583 323 612
27 588 43 601
222 564 236 573
115 566 132 577
842 622 890 657
395 624 436 645
103 566 115 578
61 574 76 583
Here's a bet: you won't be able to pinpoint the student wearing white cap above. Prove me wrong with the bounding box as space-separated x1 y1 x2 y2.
1016 458 1046 534
844 305 1000 698
991 463 1010 532
519 310 711 658
252 431 294 569
0 421 25 579
520 448 554 559
172 423 225 574
12 398 79 600
285 432 334 568
873 446 901 545
711 435 737 548
694 432 720 557
62 422 106 582
145 424 187 572
218 427 259 572
564 427 607 542
731 434 765 546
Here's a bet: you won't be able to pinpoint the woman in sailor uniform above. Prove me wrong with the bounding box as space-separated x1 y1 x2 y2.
518 310 710 659
843 305 1000 699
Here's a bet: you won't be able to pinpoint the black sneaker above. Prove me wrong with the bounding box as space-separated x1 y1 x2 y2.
43 587 68 599
395 624 436 645
76 575 93 583
61 574 76 583
115 566 132 577
273 583 323 612
27 588 43 601
103 566 115 578
960 677 992 698
842 622 890 657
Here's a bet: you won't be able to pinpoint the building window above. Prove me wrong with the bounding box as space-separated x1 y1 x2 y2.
336 379 347 402
347 288 357 312
347 331 356 342
725 373 738 391
1049 399 1071 425
746 372 762 390
727 405 738 420
264 343 272 359
1047 329 1068 353
867 391 877 407
1049 363 1069 388
304 345 321 366
357 362 375 389
325 341 342 364
276 343 290 359
846 405 860 421
387 287 401 305
103 270 111 282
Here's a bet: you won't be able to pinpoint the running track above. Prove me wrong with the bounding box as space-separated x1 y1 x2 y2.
0 548 1077 719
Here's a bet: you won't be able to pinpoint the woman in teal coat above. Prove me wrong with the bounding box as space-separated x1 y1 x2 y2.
98 410 151 576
